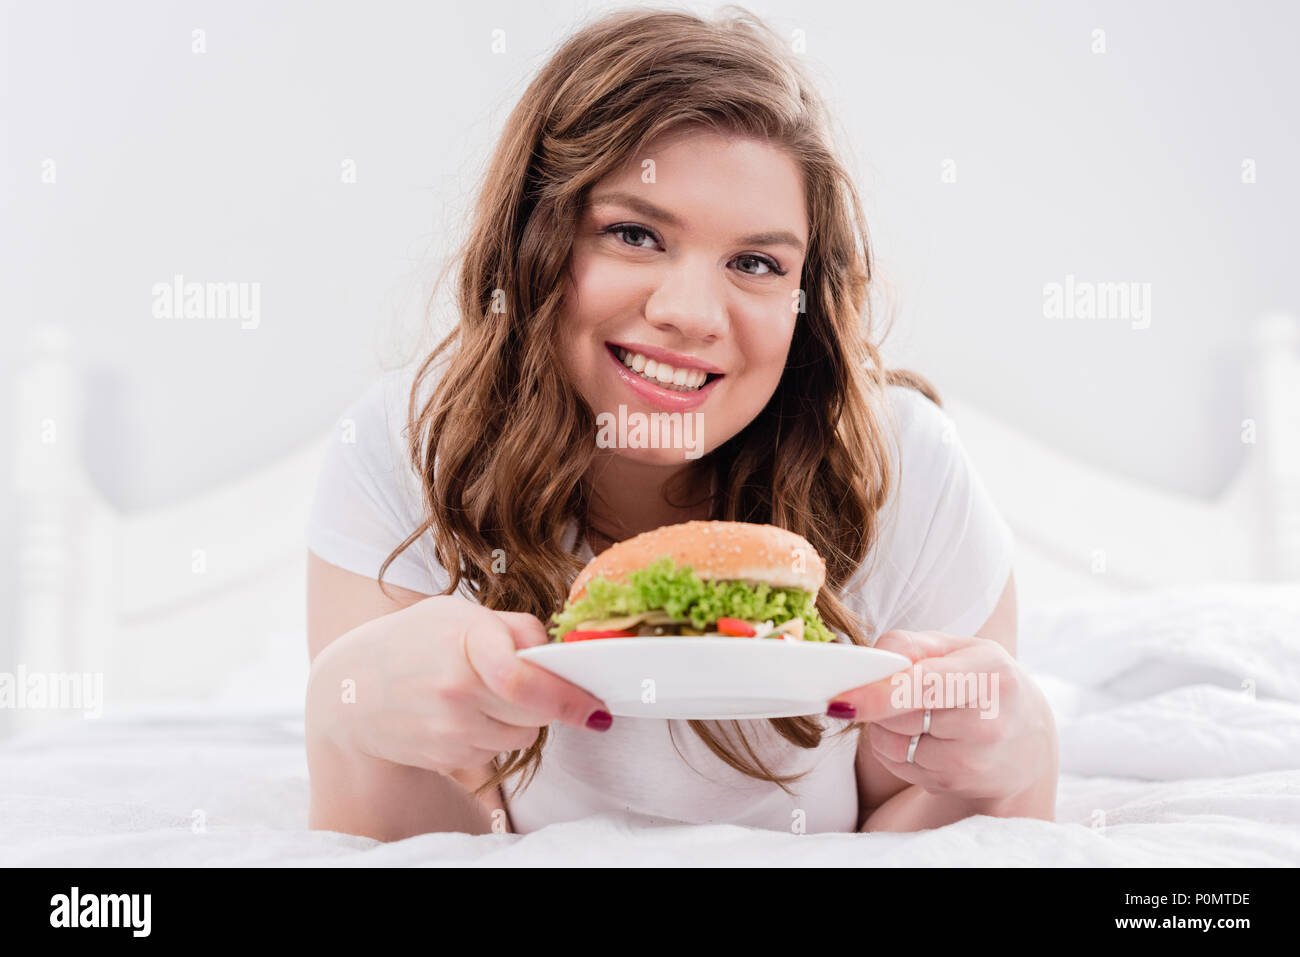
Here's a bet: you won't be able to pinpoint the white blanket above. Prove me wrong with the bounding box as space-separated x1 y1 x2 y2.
3 583 1299 866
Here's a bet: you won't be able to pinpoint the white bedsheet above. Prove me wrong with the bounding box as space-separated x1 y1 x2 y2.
2 583 1298 866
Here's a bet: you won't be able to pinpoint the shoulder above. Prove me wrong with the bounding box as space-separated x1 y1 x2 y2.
870 383 962 547
336 360 443 474
308 362 424 529
881 384 990 517
305 358 454 595
843 383 1014 637
882 383 957 465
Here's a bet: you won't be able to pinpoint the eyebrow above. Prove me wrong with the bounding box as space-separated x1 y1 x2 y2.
588 190 806 255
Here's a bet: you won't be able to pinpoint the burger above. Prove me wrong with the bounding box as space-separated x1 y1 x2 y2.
548 520 836 643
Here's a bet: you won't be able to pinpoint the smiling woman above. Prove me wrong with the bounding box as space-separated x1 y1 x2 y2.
561 128 807 436
304 6 1032 838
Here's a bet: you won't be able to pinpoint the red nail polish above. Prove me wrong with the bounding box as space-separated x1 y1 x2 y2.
826 701 856 719
586 710 613 731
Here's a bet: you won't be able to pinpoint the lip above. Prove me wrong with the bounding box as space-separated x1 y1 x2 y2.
604 343 723 412
606 341 725 375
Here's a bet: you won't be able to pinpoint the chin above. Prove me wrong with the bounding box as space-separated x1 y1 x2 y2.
603 445 709 468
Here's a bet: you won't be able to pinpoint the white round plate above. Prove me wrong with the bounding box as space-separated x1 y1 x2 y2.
516 637 911 719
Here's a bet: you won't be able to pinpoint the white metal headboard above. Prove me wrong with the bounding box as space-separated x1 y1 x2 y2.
10 326 328 737
943 313 1300 601
7 313 1298 738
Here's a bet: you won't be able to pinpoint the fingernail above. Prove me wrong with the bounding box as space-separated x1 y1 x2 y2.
826 701 856 720
586 710 613 731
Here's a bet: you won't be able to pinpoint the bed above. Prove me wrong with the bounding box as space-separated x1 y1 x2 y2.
4 315 1299 866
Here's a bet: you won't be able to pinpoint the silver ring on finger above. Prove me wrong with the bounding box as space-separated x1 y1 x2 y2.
922 708 932 735
906 733 920 764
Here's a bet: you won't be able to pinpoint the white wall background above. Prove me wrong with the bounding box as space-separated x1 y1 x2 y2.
3 0 1298 654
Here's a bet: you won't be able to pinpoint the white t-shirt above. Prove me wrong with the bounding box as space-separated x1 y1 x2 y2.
305 361 1015 833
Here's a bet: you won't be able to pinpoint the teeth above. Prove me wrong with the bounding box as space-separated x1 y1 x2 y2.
613 347 714 392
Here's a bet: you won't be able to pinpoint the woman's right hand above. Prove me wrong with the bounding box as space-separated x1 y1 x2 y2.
306 594 612 776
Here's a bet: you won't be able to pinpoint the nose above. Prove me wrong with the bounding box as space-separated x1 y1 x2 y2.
643 259 729 342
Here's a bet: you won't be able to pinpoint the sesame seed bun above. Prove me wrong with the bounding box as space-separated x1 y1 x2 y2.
567 520 826 603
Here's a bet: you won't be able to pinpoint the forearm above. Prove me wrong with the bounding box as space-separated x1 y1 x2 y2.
861 771 1056 833
862 696 1060 833
860 784 983 833
306 724 499 840
304 637 499 841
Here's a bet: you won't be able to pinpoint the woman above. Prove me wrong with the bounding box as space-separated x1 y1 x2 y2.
304 6 1058 840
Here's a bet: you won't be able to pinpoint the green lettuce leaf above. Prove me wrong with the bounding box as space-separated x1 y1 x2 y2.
549 555 835 642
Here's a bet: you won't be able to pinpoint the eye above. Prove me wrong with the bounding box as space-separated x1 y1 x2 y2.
604 224 660 250
732 254 786 278
601 223 788 278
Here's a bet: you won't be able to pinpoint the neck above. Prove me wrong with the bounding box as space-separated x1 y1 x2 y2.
585 453 714 544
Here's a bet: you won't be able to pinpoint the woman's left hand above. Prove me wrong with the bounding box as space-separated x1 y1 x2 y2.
827 630 1057 804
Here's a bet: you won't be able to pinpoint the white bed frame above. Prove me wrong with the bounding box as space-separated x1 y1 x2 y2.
8 314 1299 737
945 312 1300 603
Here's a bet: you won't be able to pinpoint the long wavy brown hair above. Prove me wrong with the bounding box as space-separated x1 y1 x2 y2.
380 5 942 802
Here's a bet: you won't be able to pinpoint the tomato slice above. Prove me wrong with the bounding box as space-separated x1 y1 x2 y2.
716 617 756 637
561 628 638 642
